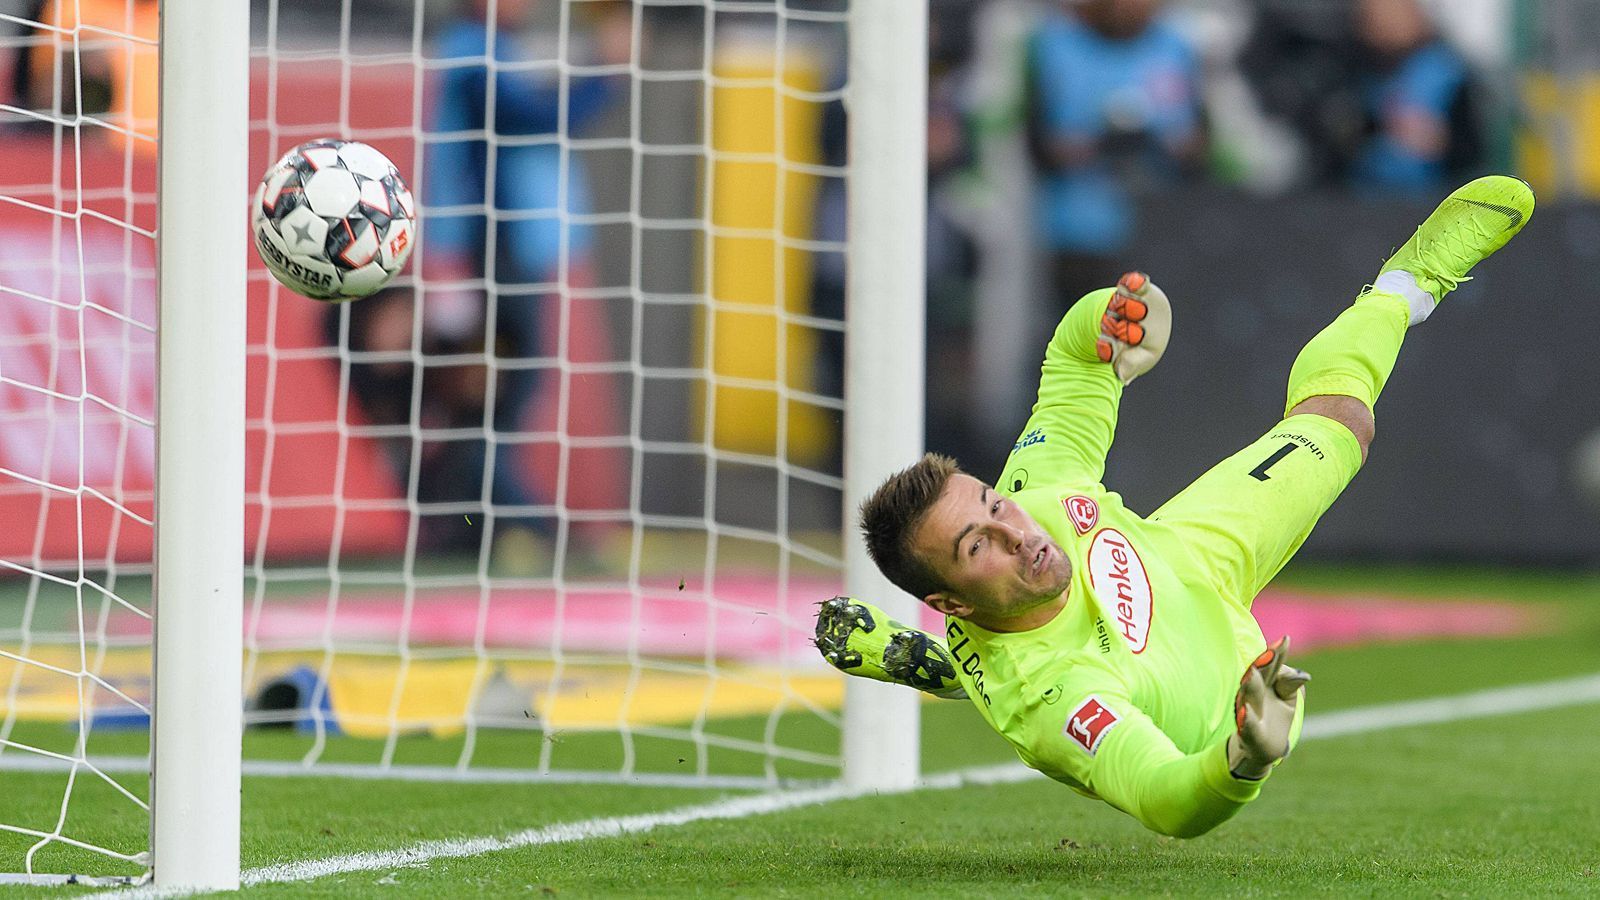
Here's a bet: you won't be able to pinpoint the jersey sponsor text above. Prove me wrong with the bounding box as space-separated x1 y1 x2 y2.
1267 429 1326 460
1087 528 1153 653
946 620 992 706
1013 429 1047 452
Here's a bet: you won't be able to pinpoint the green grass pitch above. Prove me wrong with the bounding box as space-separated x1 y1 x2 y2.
5 562 1600 896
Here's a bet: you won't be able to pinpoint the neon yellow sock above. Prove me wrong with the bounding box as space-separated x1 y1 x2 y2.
1283 290 1409 416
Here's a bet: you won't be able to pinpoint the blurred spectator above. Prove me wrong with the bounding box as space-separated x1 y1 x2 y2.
1026 0 1203 306
21 0 157 153
326 287 507 555
1350 0 1481 190
2 4 27 113
1239 0 1481 191
1234 0 1355 185
413 0 629 566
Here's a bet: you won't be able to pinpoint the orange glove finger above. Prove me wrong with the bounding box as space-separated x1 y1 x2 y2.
1108 292 1148 322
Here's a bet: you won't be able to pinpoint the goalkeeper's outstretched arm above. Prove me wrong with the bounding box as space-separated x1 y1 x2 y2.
1030 640 1308 838
997 273 1170 492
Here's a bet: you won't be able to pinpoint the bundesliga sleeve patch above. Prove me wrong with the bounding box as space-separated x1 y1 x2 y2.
1064 695 1119 756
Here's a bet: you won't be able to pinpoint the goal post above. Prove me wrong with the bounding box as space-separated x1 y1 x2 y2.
151 0 247 889
842 0 928 790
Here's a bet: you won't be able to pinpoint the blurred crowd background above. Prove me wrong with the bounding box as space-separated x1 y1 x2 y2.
2 0 1599 566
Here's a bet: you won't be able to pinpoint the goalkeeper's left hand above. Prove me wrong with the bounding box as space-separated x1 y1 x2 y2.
1226 636 1311 781
1097 271 1172 385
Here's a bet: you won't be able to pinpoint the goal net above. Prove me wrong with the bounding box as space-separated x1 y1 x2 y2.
0 0 162 884
0 0 924 886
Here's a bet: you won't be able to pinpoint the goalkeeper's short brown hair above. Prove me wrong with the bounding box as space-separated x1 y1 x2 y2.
858 453 962 600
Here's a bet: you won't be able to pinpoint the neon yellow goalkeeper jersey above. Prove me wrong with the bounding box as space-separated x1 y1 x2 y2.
948 288 1353 837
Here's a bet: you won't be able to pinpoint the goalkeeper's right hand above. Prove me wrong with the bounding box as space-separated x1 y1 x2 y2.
1097 271 1172 385
1225 636 1311 781
814 596 967 700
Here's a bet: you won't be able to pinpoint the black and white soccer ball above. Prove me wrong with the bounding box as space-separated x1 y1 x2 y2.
251 139 416 301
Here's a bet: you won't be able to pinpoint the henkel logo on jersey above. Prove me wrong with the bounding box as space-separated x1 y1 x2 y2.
1064 695 1119 755
1087 528 1153 653
1062 495 1099 535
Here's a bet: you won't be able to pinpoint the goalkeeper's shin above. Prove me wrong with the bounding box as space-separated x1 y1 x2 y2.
814 596 967 700
1226 636 1311 781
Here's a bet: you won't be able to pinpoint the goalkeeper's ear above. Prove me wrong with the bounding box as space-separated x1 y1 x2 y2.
922 592 972 619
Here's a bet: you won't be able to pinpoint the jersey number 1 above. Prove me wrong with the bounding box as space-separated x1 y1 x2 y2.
1249 442 1298 481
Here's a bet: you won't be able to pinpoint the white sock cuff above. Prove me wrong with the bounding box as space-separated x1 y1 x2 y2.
1373 270 1435 326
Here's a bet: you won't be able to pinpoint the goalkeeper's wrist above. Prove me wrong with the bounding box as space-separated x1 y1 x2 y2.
1057 287 1120 363
1225 733 1276 782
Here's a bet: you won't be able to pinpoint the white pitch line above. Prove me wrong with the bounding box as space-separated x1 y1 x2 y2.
88 764 1030 899
240 766 1021 888
85 671 1600 897
1300 672 1600 739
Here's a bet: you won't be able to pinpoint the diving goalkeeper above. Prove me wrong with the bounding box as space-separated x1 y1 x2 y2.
815 176 1534 837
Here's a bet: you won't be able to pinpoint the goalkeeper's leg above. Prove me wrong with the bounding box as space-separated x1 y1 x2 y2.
1147 175 1535 609
1142 262 1409 609
1283 175 1535 455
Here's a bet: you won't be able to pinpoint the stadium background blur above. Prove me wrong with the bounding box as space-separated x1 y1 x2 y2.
0 0 1598 887
0 0 1596 570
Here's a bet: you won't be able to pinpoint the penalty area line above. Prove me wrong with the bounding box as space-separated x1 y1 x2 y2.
93 671 1600 896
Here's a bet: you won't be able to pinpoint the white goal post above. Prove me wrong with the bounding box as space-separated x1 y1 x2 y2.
151 0 247 890
842 0 927 790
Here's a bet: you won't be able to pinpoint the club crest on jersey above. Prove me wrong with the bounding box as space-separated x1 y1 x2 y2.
1062 495 1099 535
1064 695 1119 755
1087 528 1153 653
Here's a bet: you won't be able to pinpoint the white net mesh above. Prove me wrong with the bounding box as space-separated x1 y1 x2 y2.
0 0 158 882
0 0 856 881
242 0 852 785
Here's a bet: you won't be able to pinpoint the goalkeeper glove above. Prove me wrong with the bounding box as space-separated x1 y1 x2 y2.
1226 636 1311 781
1096 271 1172 385
814 596 967 700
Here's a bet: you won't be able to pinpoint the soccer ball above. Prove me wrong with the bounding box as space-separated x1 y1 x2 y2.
251 139 415 301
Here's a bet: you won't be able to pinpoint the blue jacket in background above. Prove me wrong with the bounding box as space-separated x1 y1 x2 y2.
1030 12 1200 255
1354 41 1468 191
425 20 614 278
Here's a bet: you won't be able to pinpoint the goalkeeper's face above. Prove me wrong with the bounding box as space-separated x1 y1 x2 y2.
909 474 1072 630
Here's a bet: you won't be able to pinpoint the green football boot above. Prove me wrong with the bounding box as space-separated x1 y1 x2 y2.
1375 174 1534 309
814 596 967 700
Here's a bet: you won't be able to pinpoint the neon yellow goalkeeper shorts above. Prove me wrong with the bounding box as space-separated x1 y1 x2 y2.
1144 412 1364 614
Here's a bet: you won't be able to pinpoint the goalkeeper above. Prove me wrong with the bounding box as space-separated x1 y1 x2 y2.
816 176 1533 837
